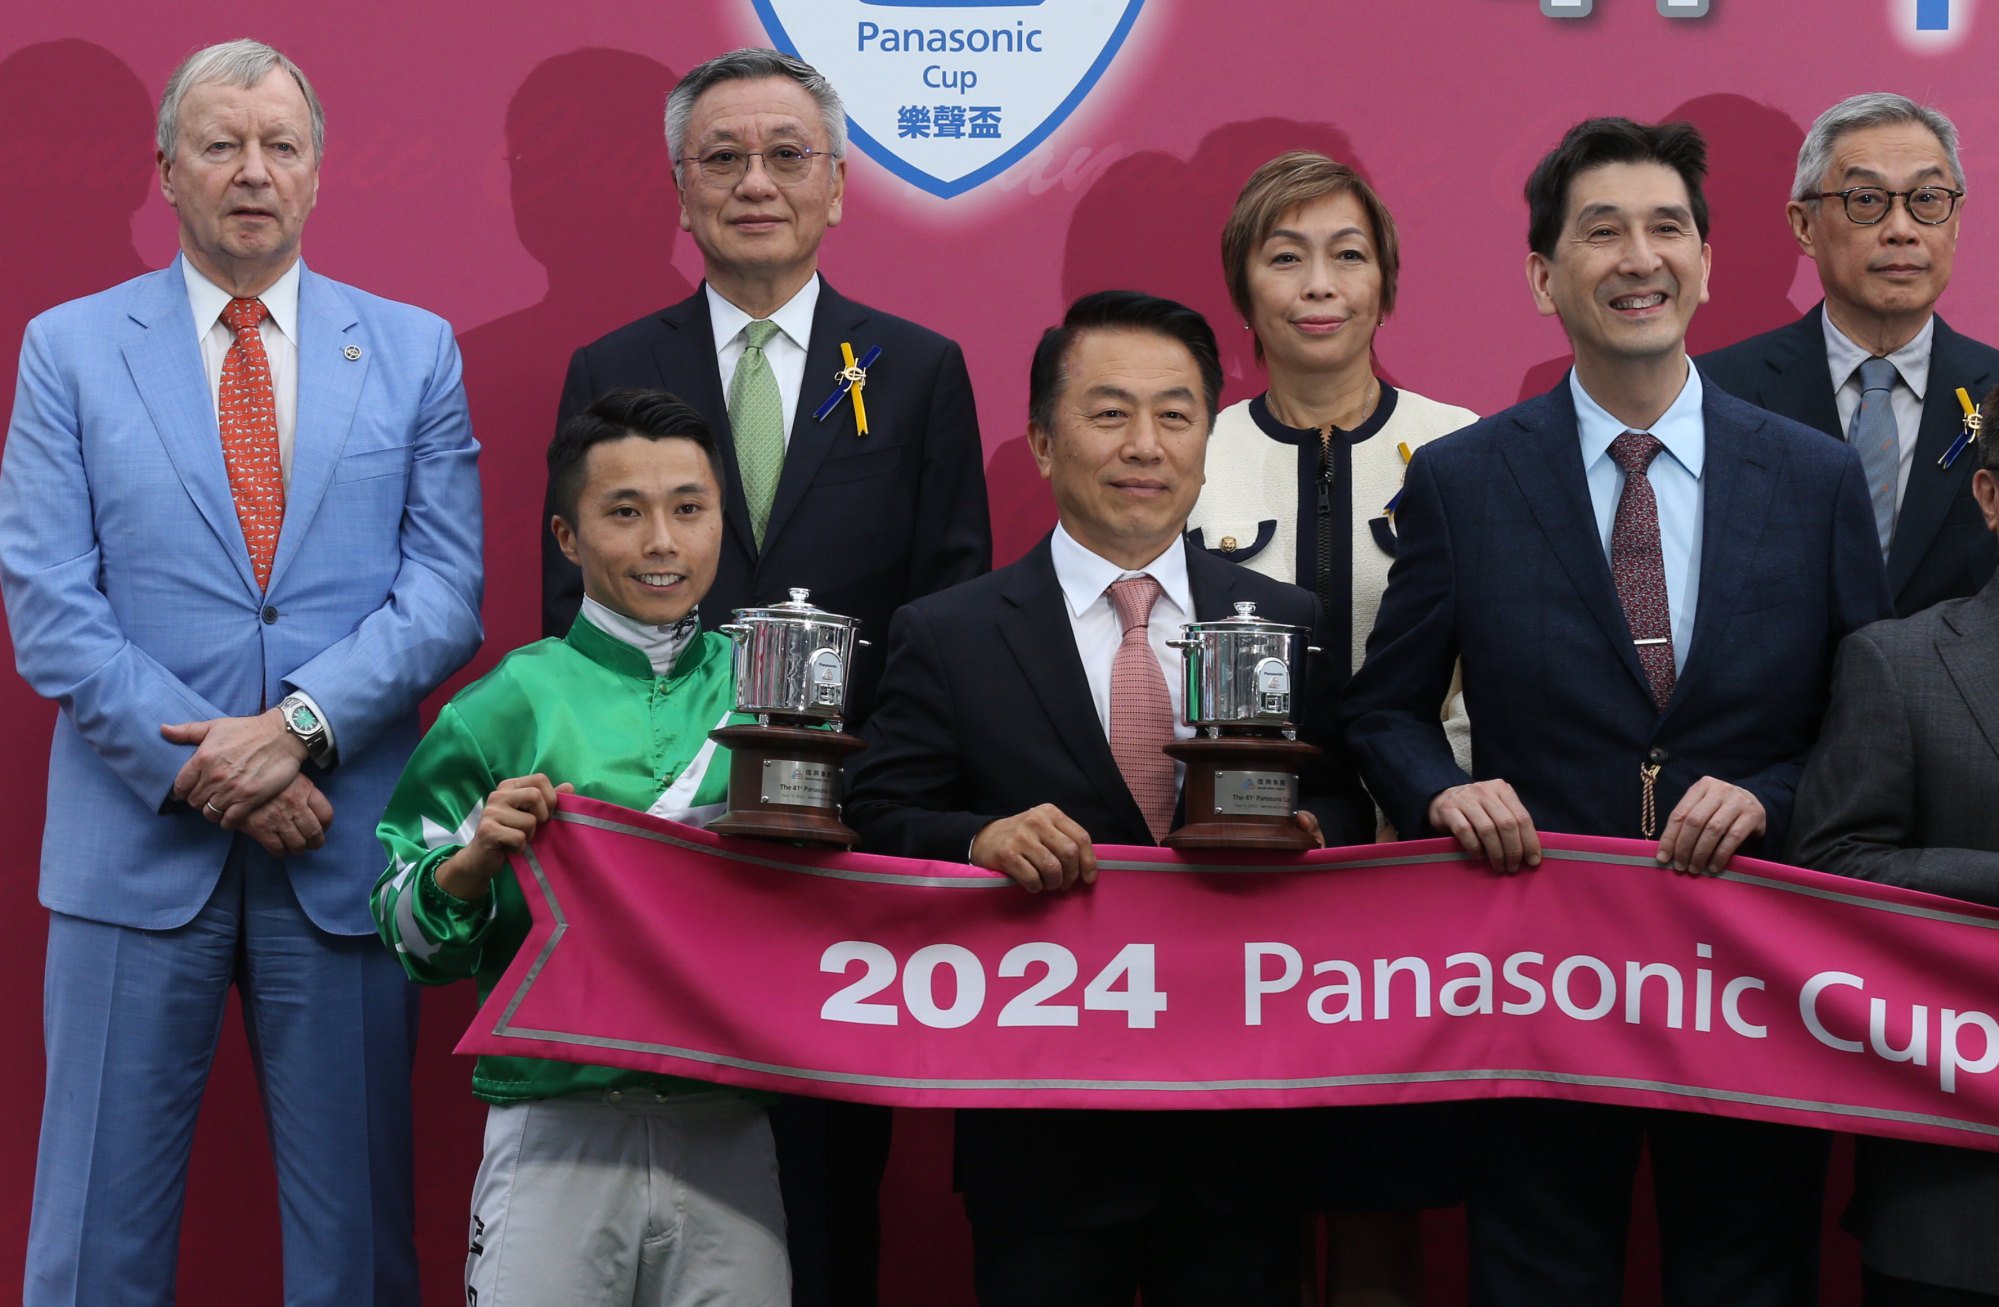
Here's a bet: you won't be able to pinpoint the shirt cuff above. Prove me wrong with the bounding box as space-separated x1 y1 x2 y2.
420 855 492 920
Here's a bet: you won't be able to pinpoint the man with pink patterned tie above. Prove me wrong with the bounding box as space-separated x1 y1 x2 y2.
846 290 1371 1306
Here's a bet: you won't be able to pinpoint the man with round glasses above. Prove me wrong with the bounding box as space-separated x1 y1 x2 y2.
541 46 990 1307
1703 93 1999 618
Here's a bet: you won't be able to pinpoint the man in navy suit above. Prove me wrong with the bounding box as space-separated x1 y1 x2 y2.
1700 93 1999 618
0 40 483 1305
848 290 1372 1307
538 48 989 1305
1344 118 1890 1306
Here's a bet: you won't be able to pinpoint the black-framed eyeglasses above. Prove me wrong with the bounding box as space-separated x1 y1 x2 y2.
1812 185 1964 226
681 145 831 187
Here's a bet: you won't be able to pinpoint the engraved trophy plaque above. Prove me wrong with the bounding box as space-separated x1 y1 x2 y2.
707 589 868 847
1163 601 1322 850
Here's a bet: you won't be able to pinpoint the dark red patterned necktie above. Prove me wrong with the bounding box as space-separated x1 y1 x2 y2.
219 296 285 589
1609 431 1675 710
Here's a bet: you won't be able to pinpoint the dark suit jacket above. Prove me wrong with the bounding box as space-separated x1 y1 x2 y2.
846 535 1372 1226
542 279 991 723
1698 304 1999 617
1344 377 1891 859
1792 581 1999 1293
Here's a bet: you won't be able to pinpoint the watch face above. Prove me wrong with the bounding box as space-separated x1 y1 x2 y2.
290 703 320 734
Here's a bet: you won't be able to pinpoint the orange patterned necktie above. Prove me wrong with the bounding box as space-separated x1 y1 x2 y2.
219 296 285 589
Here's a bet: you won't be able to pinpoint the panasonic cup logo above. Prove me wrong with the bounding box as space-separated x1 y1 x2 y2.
1893 0 1974 48
753 0 1146 198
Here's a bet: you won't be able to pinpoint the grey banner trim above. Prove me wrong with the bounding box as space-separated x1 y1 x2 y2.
554 810 1010 889
492 844 568 1034
552 808 1999 927
483 1021 1999 1141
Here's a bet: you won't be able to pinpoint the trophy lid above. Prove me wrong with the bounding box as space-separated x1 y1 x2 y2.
731 587 860 627
1178 600 1305 638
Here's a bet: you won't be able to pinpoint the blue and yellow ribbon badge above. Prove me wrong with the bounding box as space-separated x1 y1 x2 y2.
813 342 883 435
1370 443 1418 558
1382 441 1415 517
1941 386 1982 470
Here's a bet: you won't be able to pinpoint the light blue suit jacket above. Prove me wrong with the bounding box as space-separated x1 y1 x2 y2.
0 257 483 934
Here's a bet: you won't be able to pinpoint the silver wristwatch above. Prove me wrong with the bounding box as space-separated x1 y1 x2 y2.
278 692 334 767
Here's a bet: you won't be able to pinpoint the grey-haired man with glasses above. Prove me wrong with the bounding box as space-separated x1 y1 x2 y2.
540 46 990 1307
1703 93 1999 618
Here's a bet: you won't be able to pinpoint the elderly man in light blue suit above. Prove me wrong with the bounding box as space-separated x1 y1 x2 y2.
0 39 482 1305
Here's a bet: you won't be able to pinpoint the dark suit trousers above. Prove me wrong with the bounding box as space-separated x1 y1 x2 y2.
1466 1100 1828 1307
1866 1268 1999 1306
971 1207 1297 1307
768 1097 893 1307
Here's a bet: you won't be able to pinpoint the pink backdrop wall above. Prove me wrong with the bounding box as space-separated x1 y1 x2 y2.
2 0 1991 1300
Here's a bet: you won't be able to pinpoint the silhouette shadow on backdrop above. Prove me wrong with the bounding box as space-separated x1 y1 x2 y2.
455 48 693 659
986 118 1384 564
1515 95 1808 402
0 37 160 1300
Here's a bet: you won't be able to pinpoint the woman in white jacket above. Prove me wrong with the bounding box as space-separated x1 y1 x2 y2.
1186 149 1474 1307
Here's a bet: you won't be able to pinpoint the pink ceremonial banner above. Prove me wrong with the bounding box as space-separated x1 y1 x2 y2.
459 795 1999 1152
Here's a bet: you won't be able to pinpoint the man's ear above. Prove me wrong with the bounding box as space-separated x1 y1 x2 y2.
552 514 581 566
1526 250 1558 320
1027 422 1055 480
1974 467 1999 534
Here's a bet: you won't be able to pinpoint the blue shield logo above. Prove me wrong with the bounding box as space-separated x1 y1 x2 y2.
753 0 1147 198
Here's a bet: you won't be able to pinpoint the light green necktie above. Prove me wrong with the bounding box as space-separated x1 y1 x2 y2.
730 319 785 548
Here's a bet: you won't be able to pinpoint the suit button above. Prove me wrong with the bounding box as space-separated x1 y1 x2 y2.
606 1089 623 1104
1647 746 1669 765
655 1091 670 1104
261 605 279 625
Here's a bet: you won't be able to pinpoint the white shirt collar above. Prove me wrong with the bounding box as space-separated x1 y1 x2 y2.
706 275 820 358
1050 522 1193 622
1571 362 1706 479
1822 308 1933 400
579 596 702 675
183 256 302 344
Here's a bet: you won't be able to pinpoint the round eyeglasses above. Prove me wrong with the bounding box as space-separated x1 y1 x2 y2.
682 146 832 188
1812 185 1964 226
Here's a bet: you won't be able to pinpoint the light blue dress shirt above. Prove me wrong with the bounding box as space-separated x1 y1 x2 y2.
1572 366 1705 675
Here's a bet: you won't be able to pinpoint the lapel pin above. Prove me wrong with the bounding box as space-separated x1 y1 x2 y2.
1219 535 1238 552
1940 386 1980 470
812 341 882 435
343 345 362 361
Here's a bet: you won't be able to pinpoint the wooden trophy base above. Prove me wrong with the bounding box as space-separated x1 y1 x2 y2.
1163 733 1322 851
706 723 868 848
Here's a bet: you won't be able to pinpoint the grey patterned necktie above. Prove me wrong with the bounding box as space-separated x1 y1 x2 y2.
1850 356 1901 557
730 319 785 548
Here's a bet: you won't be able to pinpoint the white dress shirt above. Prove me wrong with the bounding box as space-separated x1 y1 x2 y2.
1573 366 1705 676
185 259 302 483
1049 523 1197 763
1824 311 1932 511
184 257 334 757
708 276 820 448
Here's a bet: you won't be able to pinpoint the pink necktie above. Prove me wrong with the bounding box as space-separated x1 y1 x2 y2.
219 297 285 589
1609 431 1675 710
1107 576 1176 841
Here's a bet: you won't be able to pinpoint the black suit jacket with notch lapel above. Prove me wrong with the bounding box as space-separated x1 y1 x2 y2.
845 534 1372 1226
1698 304 1999 617
1343 377 1893 860
542 280 991 724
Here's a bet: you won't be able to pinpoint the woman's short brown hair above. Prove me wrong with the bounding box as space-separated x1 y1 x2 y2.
1221 150 1401 363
